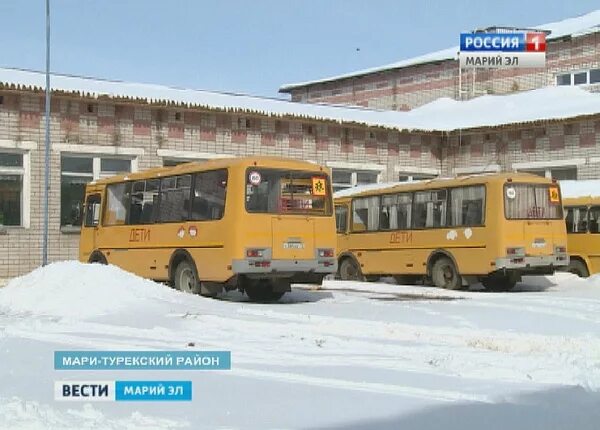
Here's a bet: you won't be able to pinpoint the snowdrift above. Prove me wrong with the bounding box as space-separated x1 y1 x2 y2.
0 261 180 319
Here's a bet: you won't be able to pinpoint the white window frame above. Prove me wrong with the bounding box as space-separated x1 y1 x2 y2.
156 149 234 166
555 68 600 86
0 140 35 229
394 165 439 182
512 159 584 179
58 144 141 230
327 161 385 190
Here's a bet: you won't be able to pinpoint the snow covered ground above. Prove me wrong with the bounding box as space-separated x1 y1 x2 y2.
1 262 600 429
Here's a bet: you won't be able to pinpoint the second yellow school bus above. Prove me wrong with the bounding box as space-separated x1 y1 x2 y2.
334 173 568 291
79 156 337 301
563 196 600 277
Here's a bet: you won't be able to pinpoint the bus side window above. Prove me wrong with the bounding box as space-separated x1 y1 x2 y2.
589 206 600 233
335 205 348 233
84 194 101 227
191 169 228 221
566 207 589 233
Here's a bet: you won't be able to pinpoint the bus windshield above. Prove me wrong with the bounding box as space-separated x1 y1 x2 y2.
245 168 331 215
504 183 562 220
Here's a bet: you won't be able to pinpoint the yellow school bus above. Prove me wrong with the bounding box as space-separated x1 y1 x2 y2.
334 173 568 291
563 196 600 277
79 156 337 301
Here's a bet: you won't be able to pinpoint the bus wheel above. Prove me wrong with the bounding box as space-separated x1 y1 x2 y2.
339 258 364 281
431 257 462 290
244 280 285 302
173 260 202 294
88 251 107 265
567 259 589 278
482 273 518 292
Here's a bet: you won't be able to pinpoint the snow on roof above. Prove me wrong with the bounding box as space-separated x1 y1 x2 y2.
403 86 600 130
333 182 404 199
280 9 600 91
559 180 600 199
2 68 600 132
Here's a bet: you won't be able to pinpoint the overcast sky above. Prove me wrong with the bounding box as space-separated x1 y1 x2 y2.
1 1 598 98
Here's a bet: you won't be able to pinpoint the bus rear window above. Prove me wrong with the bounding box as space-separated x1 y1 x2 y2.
245 169 331 215
504 183 562 220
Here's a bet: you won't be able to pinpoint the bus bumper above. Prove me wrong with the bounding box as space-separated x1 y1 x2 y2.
494 254 569 274
231 259 337 276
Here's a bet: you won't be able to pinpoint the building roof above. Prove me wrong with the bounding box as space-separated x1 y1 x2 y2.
1 68 600 132
279 9 600 92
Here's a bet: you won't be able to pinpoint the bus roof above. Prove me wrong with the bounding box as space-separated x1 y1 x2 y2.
560 180 600 201
334 172 557 201
89 156 328 186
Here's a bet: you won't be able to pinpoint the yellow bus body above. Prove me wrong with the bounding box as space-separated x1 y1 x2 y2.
563 196 600 277
79 156 337 300
334 173 568 291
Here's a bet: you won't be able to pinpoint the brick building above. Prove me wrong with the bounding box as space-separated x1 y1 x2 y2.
279 10 600 111
1 67 600 277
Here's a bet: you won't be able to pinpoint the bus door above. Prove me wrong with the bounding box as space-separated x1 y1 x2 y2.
81 192 103 258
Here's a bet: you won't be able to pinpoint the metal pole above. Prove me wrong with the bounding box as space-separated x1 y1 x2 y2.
42 0 51 266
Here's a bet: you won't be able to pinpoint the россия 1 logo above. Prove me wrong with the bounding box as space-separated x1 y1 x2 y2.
459 32 546 68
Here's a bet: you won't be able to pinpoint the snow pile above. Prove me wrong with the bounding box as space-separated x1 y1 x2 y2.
0 397 188 430
560 180 600 199
0 261 179 319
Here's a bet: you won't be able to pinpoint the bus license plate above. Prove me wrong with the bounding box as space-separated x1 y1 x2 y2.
283 242 304 249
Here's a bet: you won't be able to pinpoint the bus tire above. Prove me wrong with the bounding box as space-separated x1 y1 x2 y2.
431 257 462 290
567 259 589 278
88 251 107 265
244 279 285 302
173 259 202 295
482 273 518 292
339 257 364 281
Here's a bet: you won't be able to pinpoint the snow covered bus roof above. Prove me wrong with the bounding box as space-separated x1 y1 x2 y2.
280 9 600 92
1 69 600 132
333 172 555 200
560 180 600 200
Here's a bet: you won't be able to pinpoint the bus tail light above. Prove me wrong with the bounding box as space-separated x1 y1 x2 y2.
247 249 265 258
555 245 567 254
317 248 334 258
506 247 525 257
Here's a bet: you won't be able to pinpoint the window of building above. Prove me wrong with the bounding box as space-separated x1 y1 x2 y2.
565 206 588 233
556 69 600 86
412 190 447 229
332 169 353 192
519 167 577 181
448 186 485 227
61 155 133 227
574 72 587 85
0 152 24 226
556 74 571 86
398 173 437 182
331 168 381 192
191 169 228 221
352 196 380 232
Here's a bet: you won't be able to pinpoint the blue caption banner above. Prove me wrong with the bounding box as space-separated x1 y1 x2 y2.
54 351 231 370
115 380 192 401
460 33 525 52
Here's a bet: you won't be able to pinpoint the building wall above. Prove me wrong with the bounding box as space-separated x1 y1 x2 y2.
0 90 441 278
287 32 600 110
